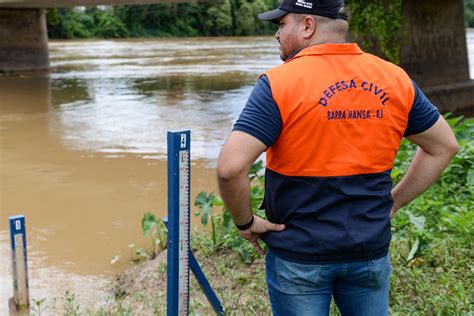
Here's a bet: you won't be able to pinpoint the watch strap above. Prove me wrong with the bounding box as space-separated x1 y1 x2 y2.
235 215 254 231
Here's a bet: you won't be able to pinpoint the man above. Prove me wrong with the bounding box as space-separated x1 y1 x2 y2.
216 0 459 314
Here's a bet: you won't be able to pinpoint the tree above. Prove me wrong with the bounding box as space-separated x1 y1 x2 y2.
204 0 233 36
235 1 255 35
86 7 128 38
466 0 474 27
47 8 92 38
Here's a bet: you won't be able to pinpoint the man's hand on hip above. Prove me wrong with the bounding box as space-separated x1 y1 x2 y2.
240 216 285 256
390 206 398 219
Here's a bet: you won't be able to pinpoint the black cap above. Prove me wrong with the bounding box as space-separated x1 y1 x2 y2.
258 0 348 24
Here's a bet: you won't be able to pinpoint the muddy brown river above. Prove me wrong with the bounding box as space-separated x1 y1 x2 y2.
1 32 473 313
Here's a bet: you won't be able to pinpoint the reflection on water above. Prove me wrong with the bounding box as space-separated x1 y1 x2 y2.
0 36 280 313
47 37 280 161
51 76 252 160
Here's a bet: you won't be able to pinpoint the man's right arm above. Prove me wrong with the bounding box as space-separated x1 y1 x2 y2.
390 116 459 218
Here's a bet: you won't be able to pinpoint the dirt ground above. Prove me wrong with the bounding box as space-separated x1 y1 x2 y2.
113 248 271 315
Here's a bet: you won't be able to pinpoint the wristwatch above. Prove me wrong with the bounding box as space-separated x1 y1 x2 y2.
235 215 254 231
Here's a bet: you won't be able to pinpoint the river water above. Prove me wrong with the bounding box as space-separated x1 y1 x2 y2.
1 32 473 313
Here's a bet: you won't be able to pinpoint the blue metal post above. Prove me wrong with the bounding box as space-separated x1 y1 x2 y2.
167 130 191 316
9 215 30 310
189 251 225 315
164 218 225 315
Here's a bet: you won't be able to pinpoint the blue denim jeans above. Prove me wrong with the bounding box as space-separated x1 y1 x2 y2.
266 250 391 316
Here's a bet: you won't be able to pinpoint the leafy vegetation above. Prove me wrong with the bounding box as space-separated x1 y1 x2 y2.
346 0 404 63
111 212 167 265
467 0 474 27
140 212 168 259
47 7 129 38
194 160 266 264
46 1 279 39
30 298 47 315
388 114 473 314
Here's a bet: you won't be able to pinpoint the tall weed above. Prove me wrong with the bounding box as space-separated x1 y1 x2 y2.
390 115 473 314
194 160 266 263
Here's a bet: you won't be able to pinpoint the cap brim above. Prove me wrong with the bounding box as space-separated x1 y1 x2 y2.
258 8 288 24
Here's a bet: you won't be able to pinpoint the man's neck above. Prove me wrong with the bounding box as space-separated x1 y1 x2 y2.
286 39 349 61
309 37 347 46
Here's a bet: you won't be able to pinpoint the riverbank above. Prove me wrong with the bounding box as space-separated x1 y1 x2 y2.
112 247 270 314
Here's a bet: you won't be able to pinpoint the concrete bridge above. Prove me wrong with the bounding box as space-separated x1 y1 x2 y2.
0 0 200 73
0 0 473 115
0 0 193 7
400 0 473 116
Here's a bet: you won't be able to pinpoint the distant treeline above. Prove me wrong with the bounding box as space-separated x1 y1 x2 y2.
466 0 474 27
46 0 279 38
46 0 474 39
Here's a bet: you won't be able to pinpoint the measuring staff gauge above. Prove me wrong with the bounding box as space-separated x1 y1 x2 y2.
166 130 224 316
167 131 191 315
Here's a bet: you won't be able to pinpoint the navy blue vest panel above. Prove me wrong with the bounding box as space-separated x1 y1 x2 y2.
262 168 393 263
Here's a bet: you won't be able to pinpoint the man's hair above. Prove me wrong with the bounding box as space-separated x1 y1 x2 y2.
293 13 349 39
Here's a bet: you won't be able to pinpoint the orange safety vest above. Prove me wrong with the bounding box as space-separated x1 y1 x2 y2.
261 44 416 263
264 43 415 178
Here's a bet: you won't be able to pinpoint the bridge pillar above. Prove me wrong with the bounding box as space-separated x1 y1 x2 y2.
0 9 49 72
401 0 474 116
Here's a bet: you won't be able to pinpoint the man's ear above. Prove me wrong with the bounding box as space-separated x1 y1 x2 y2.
302 16 316 39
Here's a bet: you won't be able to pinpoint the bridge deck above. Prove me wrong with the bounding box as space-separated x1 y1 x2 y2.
0 0 202 8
